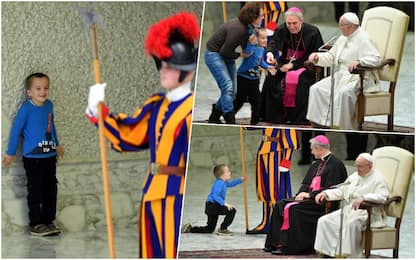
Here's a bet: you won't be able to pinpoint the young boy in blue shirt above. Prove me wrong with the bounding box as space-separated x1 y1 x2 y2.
182 164 246 236
234 28 276 125
3 72 64 236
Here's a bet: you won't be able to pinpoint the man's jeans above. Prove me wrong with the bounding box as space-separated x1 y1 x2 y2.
205 50 236 113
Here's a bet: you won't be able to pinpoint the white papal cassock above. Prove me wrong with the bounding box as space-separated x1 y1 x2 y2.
314 169 389 257
306 27 381 130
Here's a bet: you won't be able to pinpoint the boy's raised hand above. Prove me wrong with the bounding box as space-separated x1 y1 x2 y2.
3 155 16 167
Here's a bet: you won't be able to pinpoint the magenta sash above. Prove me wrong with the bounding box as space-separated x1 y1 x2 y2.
284 68 306 108
280 201 300 231
309 175 322 191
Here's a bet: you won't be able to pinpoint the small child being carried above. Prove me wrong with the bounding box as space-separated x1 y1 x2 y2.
182 164 247 236
234 28 276 125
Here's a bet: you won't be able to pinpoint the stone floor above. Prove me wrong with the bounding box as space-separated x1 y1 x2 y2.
2 227 138 258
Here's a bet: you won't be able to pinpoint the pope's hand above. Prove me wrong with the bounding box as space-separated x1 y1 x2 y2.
86 83 106 117
308 53 319 63
351 196 364 210
348 60 361 73
315 192 328 204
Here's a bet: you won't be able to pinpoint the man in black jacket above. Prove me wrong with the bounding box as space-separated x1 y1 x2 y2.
263 135 347 255
260 7 323 124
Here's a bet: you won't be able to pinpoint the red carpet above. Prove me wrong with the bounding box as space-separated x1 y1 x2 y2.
179 248 319 258
178 248 388 258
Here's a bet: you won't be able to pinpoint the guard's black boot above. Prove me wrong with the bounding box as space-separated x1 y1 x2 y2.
208 104 222 124
223 111 236 124
246 228 267 235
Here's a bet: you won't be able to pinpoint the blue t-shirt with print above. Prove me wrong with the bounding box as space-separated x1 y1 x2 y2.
6 99 59 158
207 178 243 205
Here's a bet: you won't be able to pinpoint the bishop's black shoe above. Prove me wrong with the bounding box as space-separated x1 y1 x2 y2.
262 246 275 253
271 248 287 255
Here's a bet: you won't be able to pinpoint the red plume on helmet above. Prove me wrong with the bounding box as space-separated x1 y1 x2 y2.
145 11 200 62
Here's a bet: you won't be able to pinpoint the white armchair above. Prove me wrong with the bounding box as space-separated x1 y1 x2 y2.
355 7 409 131
360 146 414 258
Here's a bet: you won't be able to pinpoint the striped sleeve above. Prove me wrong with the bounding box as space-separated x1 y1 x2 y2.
88 94 164 152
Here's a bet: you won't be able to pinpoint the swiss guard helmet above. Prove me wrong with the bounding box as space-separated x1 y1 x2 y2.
144 12 200 82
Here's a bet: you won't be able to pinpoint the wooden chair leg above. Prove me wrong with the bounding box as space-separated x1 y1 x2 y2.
393 219 401 258
393 248 398 258
364 228 372 258
357 93 365 130
388 82 396 131
388 114 393 131
365 248 371 258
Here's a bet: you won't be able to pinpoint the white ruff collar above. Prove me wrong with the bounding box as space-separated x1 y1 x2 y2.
166 82 191 102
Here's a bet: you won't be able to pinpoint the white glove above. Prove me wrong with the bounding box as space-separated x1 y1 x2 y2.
266 52 275 64
86 83 106 117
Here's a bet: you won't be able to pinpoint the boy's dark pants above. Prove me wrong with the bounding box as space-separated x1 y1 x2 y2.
190 201 236 233
23 156 58 227
234 76 261 124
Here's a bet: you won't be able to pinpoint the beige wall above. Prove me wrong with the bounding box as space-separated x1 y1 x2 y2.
2 1 203 234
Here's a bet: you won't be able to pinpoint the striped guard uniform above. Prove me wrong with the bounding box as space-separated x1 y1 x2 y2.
88 87 193 258
263 1 286 27
253 128 298 232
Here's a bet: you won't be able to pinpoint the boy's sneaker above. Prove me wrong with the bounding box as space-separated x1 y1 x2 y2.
30 224 55 237
216 228 233 236
181 223 192 233
47 223 61 235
